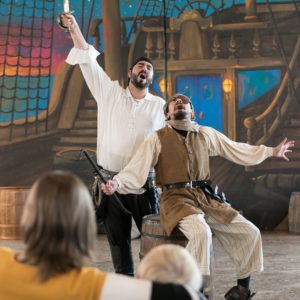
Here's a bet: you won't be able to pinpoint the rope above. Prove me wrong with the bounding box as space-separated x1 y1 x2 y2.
0 0 55 140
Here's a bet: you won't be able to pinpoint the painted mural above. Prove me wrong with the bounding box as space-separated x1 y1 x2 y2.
0 0 300 230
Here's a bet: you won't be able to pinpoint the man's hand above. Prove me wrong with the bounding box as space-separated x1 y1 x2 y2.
59 13 88 49
273 137 295 161
101 180 119 195
60 13 76 31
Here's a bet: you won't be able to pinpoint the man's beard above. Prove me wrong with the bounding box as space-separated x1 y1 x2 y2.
174 110 188 120
130 73 152 89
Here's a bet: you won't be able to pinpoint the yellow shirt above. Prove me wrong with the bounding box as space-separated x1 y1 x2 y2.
0 247 107 300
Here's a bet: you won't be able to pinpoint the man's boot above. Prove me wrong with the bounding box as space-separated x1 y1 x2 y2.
110 245 134 276
224 285 256 300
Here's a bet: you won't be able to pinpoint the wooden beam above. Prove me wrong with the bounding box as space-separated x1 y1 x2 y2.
153 57 284 71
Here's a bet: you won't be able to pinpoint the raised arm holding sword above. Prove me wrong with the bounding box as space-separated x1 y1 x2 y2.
58 7 166 276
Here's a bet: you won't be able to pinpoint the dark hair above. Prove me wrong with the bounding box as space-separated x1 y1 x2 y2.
20 171 96 282
127 56 154 86
129 56 153 70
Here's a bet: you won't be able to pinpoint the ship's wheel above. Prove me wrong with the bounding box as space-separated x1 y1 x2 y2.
174 0 222 19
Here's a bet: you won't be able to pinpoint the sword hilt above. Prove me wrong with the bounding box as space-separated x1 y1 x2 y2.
80 148 132 216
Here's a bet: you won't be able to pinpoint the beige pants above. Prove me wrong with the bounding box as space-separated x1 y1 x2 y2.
178 213 263 278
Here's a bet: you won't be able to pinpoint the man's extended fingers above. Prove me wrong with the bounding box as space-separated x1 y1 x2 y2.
288 141 295 147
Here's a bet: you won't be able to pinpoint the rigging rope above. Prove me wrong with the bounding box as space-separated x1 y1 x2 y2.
0 0 55 136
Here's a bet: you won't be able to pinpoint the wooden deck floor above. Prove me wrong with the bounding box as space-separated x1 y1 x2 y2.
1 232 299 300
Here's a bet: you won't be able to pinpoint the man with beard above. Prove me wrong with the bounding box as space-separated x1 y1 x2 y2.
101 93 295 299
60 14 165 276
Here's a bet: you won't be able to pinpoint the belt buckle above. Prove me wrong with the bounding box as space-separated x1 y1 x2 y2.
186 181 193 188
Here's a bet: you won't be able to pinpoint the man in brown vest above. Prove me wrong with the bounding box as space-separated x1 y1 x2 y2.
101 94 295 300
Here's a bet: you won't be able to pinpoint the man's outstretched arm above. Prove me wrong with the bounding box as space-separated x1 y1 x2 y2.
272 137 295 161
60 13 88 50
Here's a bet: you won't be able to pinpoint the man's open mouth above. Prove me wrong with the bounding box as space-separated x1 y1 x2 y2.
138 72 147 80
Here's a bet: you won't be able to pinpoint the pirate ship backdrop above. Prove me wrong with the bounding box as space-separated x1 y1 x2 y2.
1 0 300 230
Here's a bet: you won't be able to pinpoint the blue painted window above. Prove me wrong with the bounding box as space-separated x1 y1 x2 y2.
176 75 223 132
237 69 281 109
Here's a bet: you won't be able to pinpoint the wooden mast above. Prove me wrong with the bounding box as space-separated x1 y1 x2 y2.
102 0 123 83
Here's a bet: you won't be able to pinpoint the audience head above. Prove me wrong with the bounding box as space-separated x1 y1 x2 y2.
137 244 202 290
20 170 96 281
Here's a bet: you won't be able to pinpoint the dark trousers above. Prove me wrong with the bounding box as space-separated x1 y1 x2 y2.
101 185 159 276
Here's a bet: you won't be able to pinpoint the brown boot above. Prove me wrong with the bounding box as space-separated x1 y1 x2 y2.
224 285 256 300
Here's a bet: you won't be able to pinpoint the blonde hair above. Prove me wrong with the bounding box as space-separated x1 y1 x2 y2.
137 244 202 290
20 171 96 282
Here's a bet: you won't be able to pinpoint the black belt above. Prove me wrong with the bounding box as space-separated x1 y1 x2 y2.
161 180 231 205
98 165 155 181
161 180 210 191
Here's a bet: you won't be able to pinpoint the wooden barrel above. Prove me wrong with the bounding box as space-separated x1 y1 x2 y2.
255 174 300 192
288 192 300 234
140 214 214 299
0 187 31 239
140 214 187 258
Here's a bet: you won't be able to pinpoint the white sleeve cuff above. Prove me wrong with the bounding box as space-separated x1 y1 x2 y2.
100 273 152 300
66 45 101 65
114 176 123 191
267 146 273 157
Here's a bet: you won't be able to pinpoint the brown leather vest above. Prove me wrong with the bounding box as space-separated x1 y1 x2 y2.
155 126 238 235
155 126 210 185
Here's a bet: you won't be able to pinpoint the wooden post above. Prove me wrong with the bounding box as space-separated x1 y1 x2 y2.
222 69 236 140
102 0 123 83
244 0 258 21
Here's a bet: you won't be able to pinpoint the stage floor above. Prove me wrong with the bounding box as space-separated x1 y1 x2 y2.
1 232 299 300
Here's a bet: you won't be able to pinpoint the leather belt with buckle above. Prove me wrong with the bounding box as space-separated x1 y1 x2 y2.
161 180 210 192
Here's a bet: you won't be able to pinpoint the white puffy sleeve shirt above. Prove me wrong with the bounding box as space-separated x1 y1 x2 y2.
114 125 273 194
66 45 165 172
